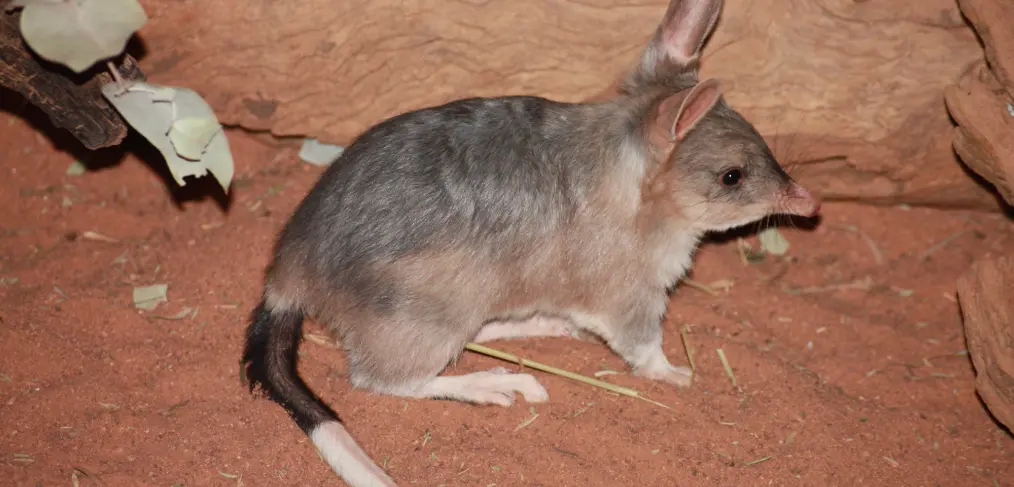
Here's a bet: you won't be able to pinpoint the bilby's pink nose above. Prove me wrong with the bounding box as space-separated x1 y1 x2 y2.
805 198 822 218
780 182 821 218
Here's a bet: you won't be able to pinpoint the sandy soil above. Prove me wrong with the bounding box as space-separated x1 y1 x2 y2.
1 97 1012 487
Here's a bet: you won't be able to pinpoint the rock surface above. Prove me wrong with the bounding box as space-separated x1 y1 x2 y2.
945 63 1014 207
948 0 1014 435
957 0 1014 98
957 255 1014 432
945 0 1014 208
133 0 993 208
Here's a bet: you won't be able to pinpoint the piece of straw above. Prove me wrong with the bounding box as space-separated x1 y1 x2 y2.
716 348 737 387
744 456 772 466
680 326 697 372
464 342 672 410
681 278 718 296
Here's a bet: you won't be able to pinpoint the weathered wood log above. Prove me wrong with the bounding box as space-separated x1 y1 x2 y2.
0 11 146 150
957 255 1014 432
133 0 996 209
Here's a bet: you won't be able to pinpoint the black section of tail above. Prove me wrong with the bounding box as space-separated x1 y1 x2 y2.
241 299 340 434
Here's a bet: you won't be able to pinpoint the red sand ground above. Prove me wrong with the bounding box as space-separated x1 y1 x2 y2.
1 100 1012 487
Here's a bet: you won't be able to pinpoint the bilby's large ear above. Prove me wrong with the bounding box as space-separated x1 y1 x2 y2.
648 78 723 150
646 0 723 68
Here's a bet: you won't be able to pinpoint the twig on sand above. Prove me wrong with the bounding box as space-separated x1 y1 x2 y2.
681 278 719 296
744 456 772 466
829 224 883 265
680 325 697 373
716 348 737 387
465 343 672 410
782 276 873 295
918 231 967 261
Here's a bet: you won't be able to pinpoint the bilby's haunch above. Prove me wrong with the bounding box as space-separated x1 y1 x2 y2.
240 0 820 485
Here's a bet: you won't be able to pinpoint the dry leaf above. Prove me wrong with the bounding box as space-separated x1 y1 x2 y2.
299 138 345 166
8 0 147 73
758 227 790 256
133 284 167 311
65 160 86 176
169 117 221 161
101 82 234 192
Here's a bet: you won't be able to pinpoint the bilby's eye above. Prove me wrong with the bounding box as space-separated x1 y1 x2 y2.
721 169 743 187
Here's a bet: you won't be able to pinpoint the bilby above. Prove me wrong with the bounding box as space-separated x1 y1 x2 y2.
240 0 820 485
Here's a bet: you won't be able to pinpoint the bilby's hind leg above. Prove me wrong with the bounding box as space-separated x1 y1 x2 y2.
408 367 549 406
474 315 577 343
340 311 552 405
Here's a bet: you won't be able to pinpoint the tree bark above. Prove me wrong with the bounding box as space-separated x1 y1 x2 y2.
0 11 146 150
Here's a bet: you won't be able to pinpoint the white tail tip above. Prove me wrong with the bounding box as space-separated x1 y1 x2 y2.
309 421 398 487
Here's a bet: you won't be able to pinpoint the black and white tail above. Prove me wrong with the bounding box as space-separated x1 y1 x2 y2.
241 300 397 487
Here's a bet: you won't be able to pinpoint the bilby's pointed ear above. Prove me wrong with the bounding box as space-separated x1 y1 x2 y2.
648 78 723 150
642 0 723 70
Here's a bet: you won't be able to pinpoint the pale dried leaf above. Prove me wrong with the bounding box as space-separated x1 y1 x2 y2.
101 82 234 192
758 227 790 256
133 284 168 311
299 138 345 166
12 0 147 73
169 117 221 161
65 160 86 176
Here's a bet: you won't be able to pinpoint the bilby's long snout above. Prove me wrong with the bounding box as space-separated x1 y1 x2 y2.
776 181 821 218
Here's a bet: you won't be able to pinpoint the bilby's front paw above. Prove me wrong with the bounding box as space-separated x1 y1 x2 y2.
634 363 693 388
